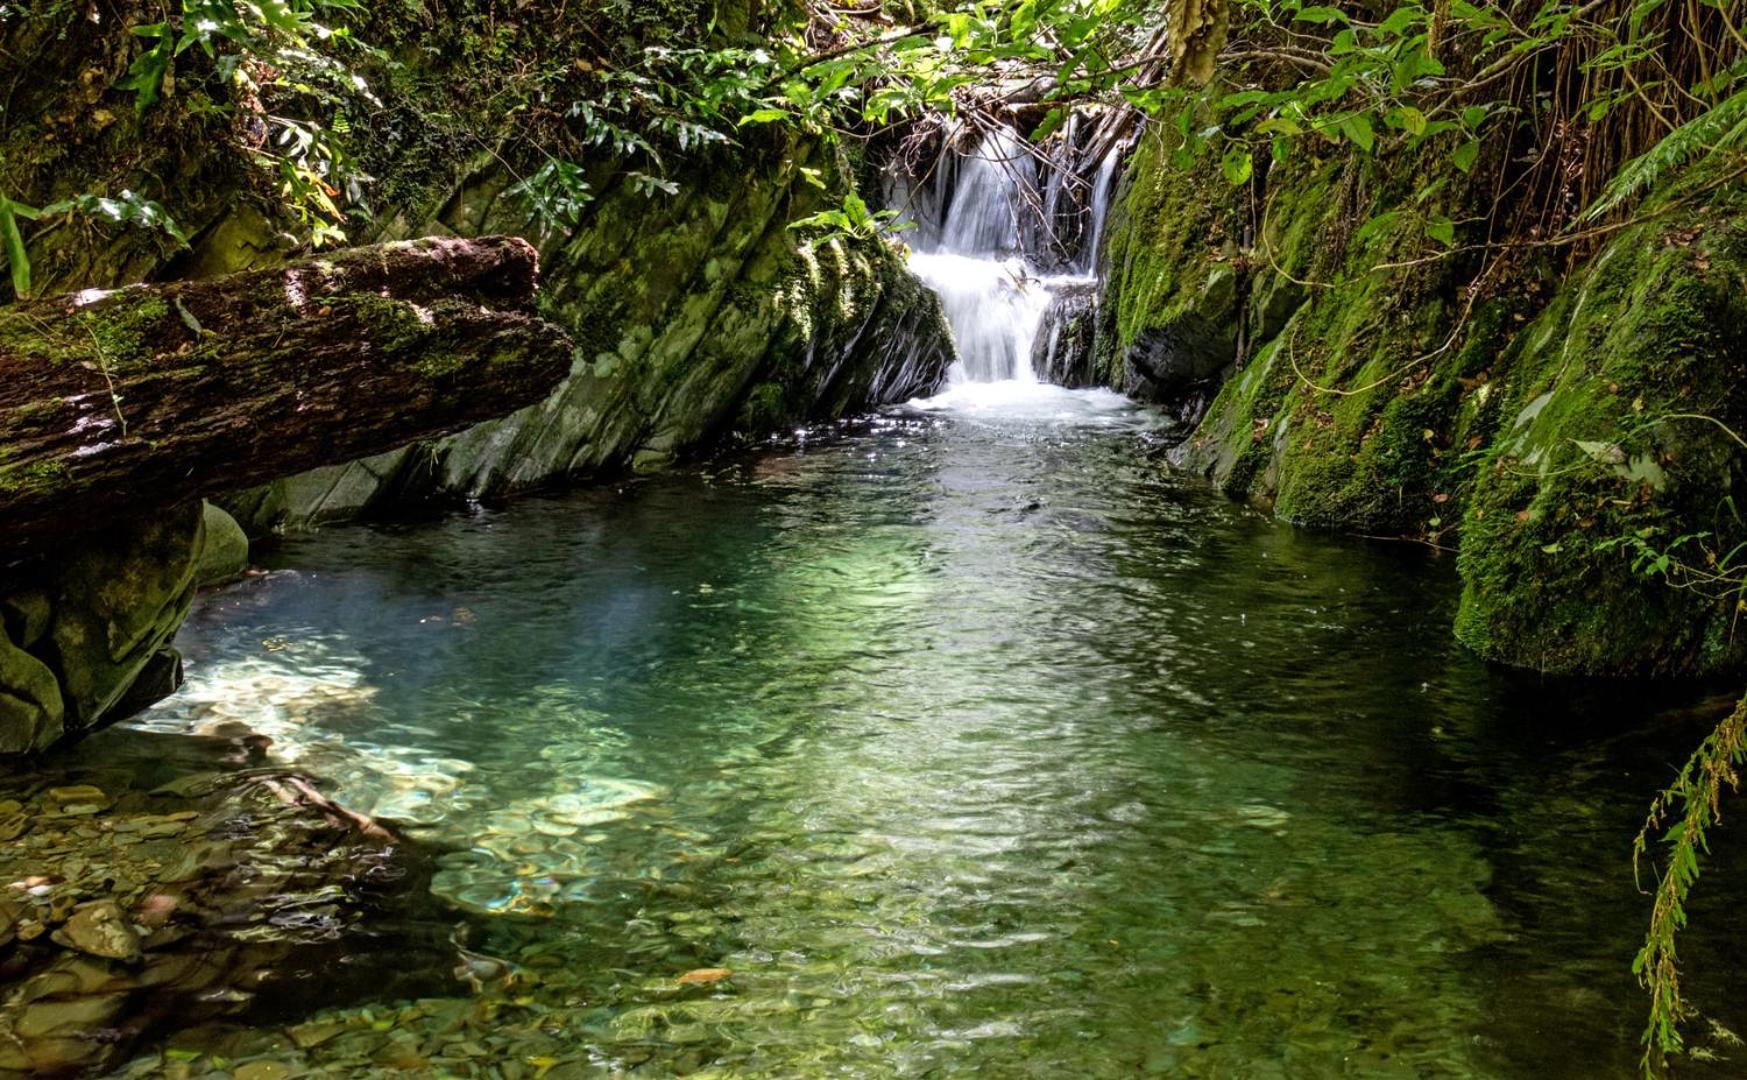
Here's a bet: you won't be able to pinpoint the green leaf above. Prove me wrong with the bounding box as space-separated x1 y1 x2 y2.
1341 113 1375 152
1425 215 1456 247
1029 107 1066 142
1294 5 1351 23
1221 146 1253 186
1255 117 1304 137
0 199 29 298
1354 209 1404 244
1451 138 1481 173
1396 105 1427 136
738 107 791 125
1377 5 1426 34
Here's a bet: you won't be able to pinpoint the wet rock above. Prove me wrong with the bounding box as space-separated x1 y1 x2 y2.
47 784 110 810
0 811 29 842
11 990 127 1045
196 502 250 586
287 1018 350 1049
0 732 468 1075
0 622 65 754
1032 280 1102 387
0 503 202 757
53 899 143 963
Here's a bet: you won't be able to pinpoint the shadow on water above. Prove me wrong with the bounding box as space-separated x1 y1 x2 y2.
82 385 1747 1077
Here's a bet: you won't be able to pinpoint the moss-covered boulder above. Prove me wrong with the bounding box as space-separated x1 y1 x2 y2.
0 502 201 753
1101 112 1747 677
1453 181 1747 676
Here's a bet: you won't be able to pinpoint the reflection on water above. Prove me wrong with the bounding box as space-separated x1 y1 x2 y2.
130 384 1747 1076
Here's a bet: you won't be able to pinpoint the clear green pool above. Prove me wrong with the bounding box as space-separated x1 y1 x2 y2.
131 385 1747 1077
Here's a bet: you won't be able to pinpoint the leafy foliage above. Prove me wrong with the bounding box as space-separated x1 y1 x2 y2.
789 191 912 243
1633 696 1747 1071
119 0 375 246
1587 87 1747 220
119 0 365 110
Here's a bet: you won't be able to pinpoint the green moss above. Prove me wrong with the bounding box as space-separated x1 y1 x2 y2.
78 296 170 371
1452 178 1747 676
331 294 432 353
1097 125 1240 382
0 459 70 496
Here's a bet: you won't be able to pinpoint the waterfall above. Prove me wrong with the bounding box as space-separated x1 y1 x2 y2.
896 123 1124 387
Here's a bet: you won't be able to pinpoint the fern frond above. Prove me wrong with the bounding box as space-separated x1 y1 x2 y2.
1585 87 1747 221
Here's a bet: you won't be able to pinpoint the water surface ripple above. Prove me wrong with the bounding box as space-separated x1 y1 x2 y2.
134 384 1747 1077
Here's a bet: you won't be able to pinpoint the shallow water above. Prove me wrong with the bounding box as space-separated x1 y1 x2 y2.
130 383 1747 1077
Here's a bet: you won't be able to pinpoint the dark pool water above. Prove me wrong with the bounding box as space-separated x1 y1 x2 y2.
129 384 1747 1077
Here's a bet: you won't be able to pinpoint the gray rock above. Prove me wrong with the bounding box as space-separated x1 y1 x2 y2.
196 501 249 585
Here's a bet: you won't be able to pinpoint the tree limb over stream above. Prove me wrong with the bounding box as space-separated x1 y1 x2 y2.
0 236 572 553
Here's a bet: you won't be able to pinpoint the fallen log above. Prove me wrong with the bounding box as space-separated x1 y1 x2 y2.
0 235 572 552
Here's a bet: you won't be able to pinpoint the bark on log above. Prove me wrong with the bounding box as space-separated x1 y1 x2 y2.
0 236 572 553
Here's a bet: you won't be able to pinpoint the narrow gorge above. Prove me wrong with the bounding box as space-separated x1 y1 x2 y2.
4 1 1747 1076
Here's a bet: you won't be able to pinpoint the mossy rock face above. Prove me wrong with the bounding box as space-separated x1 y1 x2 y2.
1453 183 1747 676
1094 126 1243 400
1108 105 1746 676
231 137 953 533
0 502 201 754
1157 142 1496 535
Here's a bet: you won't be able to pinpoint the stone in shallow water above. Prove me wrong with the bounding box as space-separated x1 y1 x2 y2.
52 899 142 963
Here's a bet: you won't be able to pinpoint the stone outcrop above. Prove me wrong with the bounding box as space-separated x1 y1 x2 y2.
223 145 954 533
1 504 201 754
1032 281 1101 388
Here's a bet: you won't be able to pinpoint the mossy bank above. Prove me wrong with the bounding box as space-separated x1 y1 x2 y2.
1094 119 1747 678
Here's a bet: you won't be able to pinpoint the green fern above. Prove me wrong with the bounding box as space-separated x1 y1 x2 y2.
1632 694 1747 1074
1586 87 1747 220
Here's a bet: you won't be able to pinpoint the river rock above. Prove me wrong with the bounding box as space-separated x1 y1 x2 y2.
0 620 65 754
52 899 143 963
0 502 201 756
196 501 250 585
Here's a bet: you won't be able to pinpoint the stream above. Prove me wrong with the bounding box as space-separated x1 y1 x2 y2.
122 382 1747 1077
79 127 1747 1077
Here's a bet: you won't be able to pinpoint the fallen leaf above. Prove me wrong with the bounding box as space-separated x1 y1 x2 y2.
677 967 733 985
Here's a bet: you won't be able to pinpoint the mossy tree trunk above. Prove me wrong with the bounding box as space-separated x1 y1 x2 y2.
0 236 572 555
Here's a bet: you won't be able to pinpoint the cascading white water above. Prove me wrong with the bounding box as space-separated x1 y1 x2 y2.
899 125 1122 386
